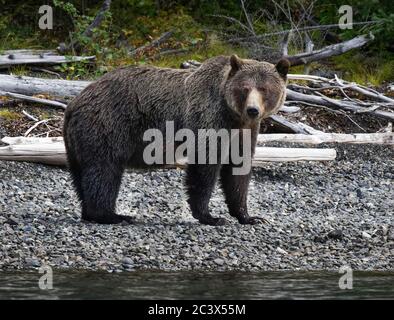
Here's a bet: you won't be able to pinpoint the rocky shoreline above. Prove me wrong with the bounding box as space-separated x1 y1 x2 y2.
0 143 393 272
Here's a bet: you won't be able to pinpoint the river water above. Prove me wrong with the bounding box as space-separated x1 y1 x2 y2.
0 271 393 299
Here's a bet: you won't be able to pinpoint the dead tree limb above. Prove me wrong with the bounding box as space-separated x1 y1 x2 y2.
271 115 324 134
286 89 394 121
0 137 337 166
257 132 394 145
181 33 374 67
227 22 379 43
2 70 393 127
83 0 112 39
0 54 95 68
58 0 112 53
0 90 67 109
1 49 58 56
22 110 39 122
284 33 374 66
0 74 90 99
129 30 174 56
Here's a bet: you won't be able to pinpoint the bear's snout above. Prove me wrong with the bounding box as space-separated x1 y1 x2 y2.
244 87 264 120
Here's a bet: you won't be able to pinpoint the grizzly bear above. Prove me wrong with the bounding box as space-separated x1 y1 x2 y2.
63 55 289 225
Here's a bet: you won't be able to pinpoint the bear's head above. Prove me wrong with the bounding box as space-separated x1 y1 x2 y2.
224 55 289 122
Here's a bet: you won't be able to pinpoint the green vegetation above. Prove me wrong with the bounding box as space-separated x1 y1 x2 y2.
0 0 393 85
332 52 394 86
0 108 22 120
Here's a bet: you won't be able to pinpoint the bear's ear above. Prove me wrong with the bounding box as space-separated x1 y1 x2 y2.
275 58 290 79
229 54 243 75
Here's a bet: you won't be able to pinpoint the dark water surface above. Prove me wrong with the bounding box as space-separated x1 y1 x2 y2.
0 271 393 299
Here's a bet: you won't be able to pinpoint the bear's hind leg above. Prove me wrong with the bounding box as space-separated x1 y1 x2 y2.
186 164 226 226
80 164 133 224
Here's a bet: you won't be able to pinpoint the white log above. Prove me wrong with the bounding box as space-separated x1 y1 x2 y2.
286 89 394 121
5 133 391 147
0 143 66 166
1 71 392 129
1 49 58 56
0 74 90 99
258 132 394 145
0 54 95 68
269 115 324 134
0 138 336 166
284 33 375 66
288 73 394 105
0 75 314 133
253 147 336 162
1 136 64 145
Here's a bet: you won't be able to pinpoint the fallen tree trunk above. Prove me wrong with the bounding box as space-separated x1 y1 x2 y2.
2 71 393 129
286 89 394 121
268 115 324 134
185 33 374 67
257 132 394 145
5 133 391 147
287 73 394 105
228 24 377 44
0 74 90 99
284 33 375 66
0 54 95 68
1 49 58 56
0 73 310 133
0 137 336 166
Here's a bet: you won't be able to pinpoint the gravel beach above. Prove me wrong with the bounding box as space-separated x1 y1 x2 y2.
0 143 393 272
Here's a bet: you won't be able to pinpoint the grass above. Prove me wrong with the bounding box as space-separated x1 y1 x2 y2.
8 65 29 76
53 36 247 79
0 108 22 120
152 38 247 68
1 8 392 86
332 52 394 86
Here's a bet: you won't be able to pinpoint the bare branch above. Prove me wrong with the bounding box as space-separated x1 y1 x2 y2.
227 21 380 43
240 0 256 36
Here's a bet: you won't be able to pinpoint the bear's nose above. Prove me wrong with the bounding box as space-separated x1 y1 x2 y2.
246 106 260 118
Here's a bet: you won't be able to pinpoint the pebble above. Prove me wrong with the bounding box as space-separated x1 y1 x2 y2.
214 258 225 266
277 247 288 255
362 231 372 239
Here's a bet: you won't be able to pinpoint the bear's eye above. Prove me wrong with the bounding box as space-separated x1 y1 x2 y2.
240 86 251 93
257 86 267 93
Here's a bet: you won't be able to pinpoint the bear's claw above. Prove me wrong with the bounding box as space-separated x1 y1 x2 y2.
238 216 268 225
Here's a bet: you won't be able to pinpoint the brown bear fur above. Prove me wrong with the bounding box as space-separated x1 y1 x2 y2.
63 55 289 225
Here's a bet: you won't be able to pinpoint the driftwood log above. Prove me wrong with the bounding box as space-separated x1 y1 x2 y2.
284 33 375 66
0 136 337 166
257 132 394 145
0 74 90 99
2 72 393 134
0 54 95 68
1 49 58 56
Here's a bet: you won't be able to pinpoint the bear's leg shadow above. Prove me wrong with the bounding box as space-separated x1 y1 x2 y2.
186 164 226 226
220 164 265 225
80 163 134 224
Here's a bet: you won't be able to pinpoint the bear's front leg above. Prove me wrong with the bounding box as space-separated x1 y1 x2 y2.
220 164 265 225
186 164 226 226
